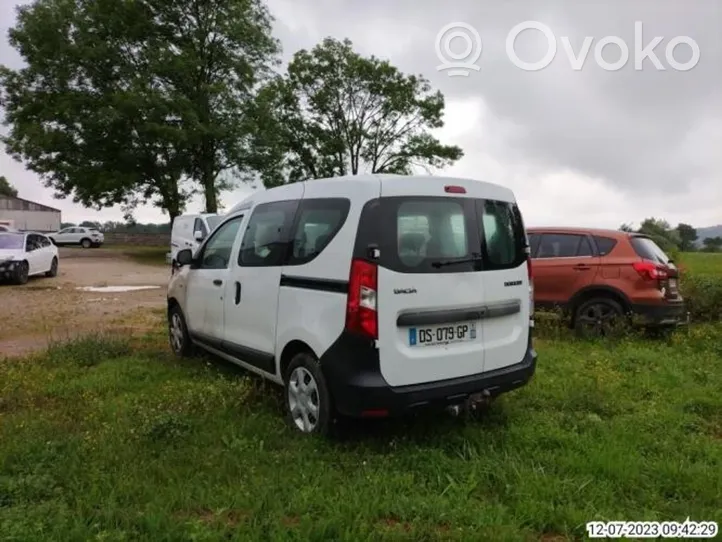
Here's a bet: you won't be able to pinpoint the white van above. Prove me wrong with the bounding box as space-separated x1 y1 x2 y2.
168 213 222 264
166 174 536 434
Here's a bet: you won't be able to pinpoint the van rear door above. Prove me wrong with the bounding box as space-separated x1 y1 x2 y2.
372 177 527 387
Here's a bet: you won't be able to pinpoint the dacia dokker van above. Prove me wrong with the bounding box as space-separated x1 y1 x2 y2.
167 174 537 434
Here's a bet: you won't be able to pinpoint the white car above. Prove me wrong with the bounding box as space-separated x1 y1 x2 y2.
48 226 104 248
0 231 59 284
166 174 536 435
168 213 222 265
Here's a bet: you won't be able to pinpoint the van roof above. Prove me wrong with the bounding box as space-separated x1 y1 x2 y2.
226 174 515 215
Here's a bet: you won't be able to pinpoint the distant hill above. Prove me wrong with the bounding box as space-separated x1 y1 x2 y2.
696 225 722 246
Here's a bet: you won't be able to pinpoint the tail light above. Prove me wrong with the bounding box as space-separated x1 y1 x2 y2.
345 258 378 339
526 248 534 323
633 260 668 281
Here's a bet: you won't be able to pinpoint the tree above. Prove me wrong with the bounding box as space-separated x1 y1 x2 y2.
248 37 463 186
675 223 698 252
0 176 18 197
619 223 635 232
637 218 680 253
0 0 279 222
702 236 722 252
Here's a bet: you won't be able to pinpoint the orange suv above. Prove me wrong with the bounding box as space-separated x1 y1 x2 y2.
527 227 688 336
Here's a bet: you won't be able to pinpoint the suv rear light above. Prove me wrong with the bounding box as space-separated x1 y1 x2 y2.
526 248 534 323
345 258 378 339
633 260 668 281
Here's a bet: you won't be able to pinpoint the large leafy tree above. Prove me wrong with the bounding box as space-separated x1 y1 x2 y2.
0 176 18 197
0 0 279 222
248 37 463 187
675 223 698 252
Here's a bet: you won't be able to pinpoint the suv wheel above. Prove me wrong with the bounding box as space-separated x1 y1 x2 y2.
284 352 335 435
573 297 625 338
168 305 192 357
80 238 92 249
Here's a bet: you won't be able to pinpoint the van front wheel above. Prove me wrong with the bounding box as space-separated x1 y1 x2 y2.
284 352 335 436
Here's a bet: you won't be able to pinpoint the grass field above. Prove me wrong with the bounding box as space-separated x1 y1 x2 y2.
105 244 169 266
1 251 720 540
1 323 721 540
679 251 722 275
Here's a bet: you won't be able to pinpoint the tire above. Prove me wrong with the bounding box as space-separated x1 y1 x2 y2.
14 261 29 285
45 257 58 278
80 238 92 249
573 297 626 338
168 305 193 357
283 352 335 436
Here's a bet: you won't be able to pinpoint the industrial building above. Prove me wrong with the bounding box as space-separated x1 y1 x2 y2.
0 195 61 232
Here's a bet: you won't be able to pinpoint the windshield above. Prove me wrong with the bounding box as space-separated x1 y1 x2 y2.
0 234 24 250
206 215 222 231
630 236 671 264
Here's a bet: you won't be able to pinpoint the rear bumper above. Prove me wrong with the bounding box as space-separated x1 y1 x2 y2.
320 331 537 418
632 301 688 326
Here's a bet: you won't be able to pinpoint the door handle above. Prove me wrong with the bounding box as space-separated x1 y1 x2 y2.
213 279 223 286
234 281 241 304
573 264 591 270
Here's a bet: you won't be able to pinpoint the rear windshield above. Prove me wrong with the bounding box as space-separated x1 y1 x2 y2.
356 196 527 274
630 236 671 264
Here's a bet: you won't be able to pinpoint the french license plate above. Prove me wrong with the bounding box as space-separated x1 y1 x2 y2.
408 322 477 346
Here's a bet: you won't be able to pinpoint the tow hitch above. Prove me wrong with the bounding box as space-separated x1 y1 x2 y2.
445 390 493 417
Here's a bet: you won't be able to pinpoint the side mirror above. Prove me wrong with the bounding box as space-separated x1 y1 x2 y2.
176 248 193 266
193 230 204 241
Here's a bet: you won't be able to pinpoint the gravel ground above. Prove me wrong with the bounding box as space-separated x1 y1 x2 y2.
0 247 169 357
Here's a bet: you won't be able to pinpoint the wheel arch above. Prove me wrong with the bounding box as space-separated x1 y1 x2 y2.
279 340 317 381
569 285 632 317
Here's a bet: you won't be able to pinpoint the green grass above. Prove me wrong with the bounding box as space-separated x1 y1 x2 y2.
680 251 722 276
1 325 721 541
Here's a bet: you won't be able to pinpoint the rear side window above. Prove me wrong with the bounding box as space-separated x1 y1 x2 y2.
476 199 527 269
238 200 298 267
536 233 590 258
630 236 670 264
287 198 350 265
594 236 618 256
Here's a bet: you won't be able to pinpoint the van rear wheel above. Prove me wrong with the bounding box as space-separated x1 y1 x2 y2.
283 352 335 435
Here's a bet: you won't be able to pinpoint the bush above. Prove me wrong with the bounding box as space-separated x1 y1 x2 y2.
680 272 722 323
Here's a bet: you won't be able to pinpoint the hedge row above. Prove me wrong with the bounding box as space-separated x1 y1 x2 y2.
679 271 722 323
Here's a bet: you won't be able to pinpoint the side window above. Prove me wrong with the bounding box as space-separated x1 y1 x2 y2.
26 234 40 251
577 236 593 257
287 198 350 265
39 236 51 247
238 200 299 267
198 216 244 270
528 233 541 257
194 218 208 238
537 234 584 258
594 236 618 256
477 199 527 269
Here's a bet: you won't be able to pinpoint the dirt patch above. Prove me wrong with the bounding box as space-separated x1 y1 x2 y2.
0 250 169 357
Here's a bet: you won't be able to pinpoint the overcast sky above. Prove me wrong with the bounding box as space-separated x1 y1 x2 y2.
1 0 720 228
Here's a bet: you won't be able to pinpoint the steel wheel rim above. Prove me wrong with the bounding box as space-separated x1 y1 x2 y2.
169 312 185 352
288 367 320 432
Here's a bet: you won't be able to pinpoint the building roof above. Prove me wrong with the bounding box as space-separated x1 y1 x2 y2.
0 195 62 213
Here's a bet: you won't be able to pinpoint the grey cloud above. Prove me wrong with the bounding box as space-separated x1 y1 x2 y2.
268 0 721 199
